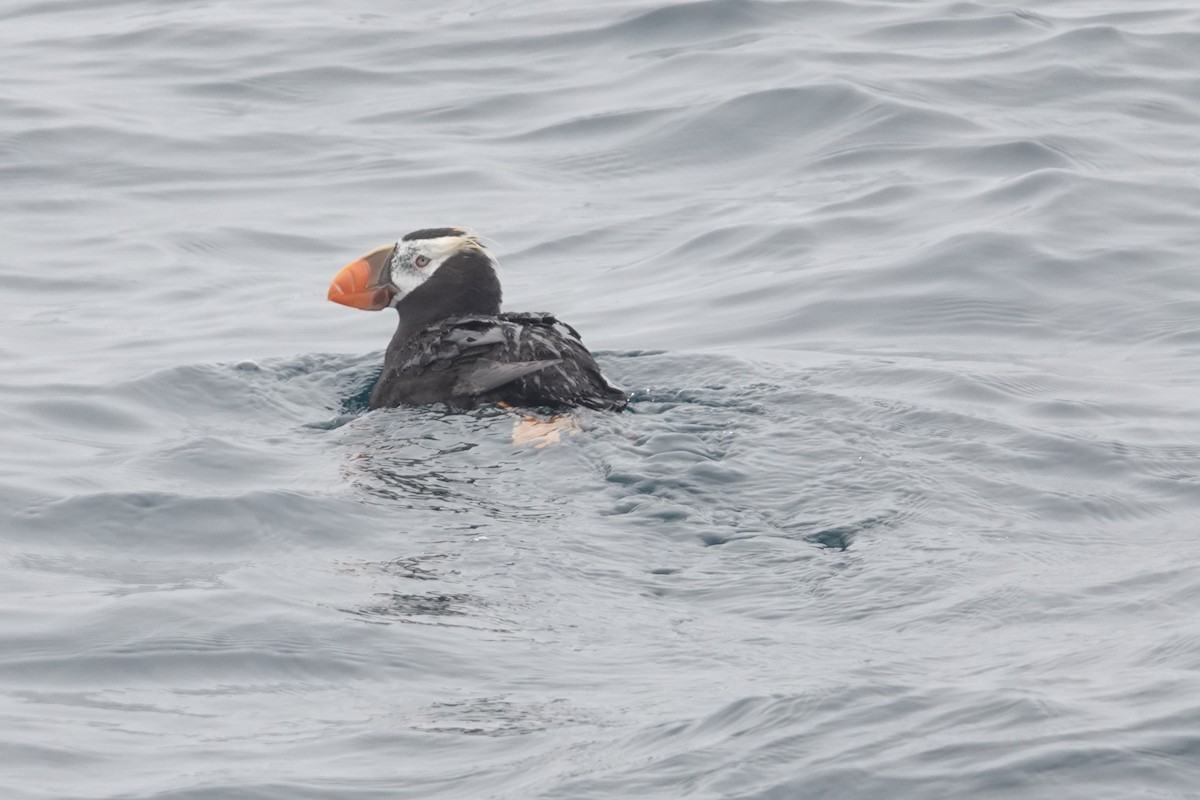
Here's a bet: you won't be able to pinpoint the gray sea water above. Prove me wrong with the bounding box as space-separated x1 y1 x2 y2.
3 1 1200 797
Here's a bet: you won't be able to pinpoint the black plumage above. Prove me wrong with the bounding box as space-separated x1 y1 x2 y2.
343 230 626 411
371 312 628 410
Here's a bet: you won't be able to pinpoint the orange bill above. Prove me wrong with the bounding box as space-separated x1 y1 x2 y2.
327 244 396 310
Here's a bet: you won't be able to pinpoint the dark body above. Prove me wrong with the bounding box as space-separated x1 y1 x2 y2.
371 312 628 411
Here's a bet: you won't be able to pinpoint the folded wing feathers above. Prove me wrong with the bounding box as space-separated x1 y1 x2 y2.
452 358 562 396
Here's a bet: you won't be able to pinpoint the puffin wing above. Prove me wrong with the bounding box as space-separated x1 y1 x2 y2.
452 358 561 396
380 313 625 410
496 313 628 410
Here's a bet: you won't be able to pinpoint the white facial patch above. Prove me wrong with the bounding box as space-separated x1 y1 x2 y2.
387 234 477 303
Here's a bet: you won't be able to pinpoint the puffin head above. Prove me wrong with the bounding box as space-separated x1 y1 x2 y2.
327 227 500 315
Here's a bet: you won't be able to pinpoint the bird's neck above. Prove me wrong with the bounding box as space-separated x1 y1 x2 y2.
391 249 502 343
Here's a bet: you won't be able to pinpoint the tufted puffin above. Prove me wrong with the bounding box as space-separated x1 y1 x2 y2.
328 228 628 412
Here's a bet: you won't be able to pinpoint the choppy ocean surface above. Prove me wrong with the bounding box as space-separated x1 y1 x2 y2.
3 1 1200 797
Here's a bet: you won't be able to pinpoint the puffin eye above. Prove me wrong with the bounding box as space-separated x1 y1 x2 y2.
414 255 431 268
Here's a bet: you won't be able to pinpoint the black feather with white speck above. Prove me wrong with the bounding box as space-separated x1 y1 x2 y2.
370 312 627 411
